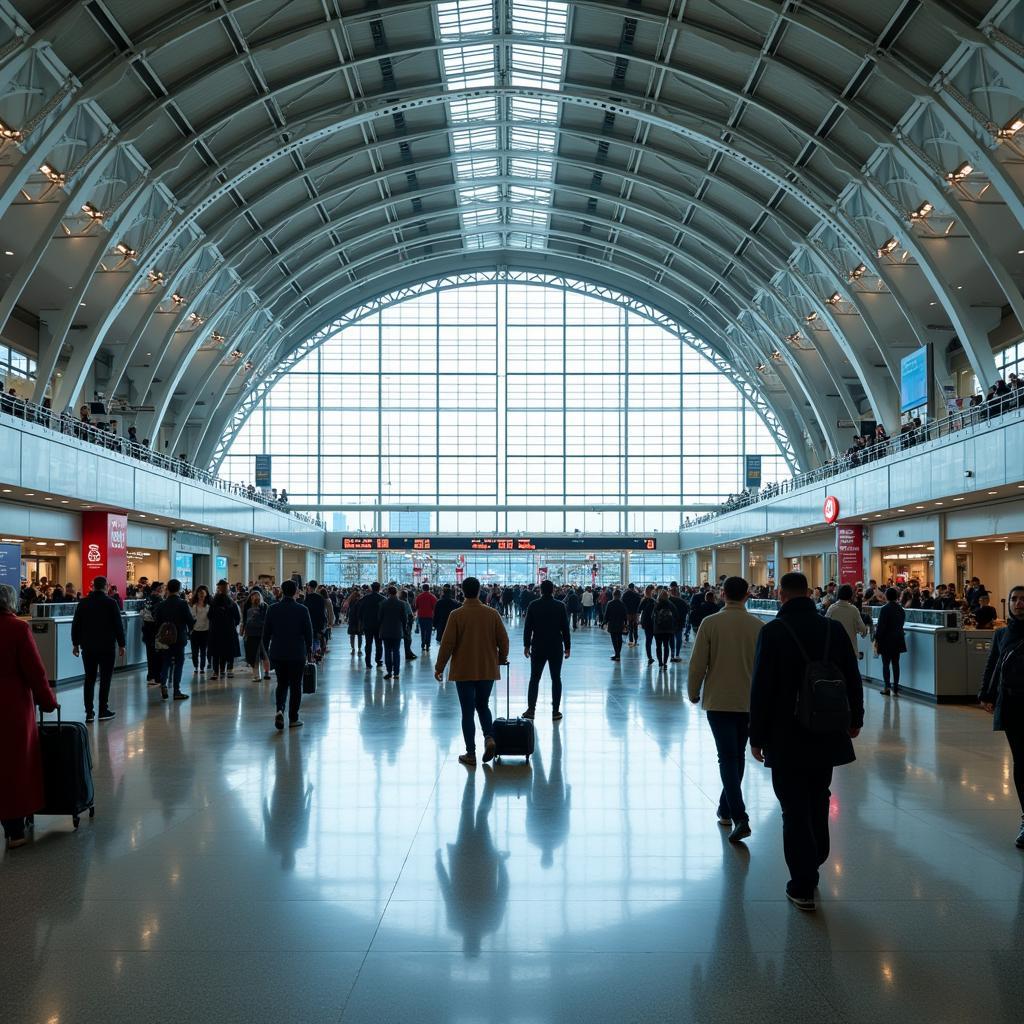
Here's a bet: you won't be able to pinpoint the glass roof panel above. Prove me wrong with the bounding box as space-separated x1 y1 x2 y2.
456 157 500 178
510 156 554 179
509 43 565 89
510 95 560 124
437 0 494 38
463 207 502 225
442 44 497 89
465 233 503 249
452 126 498 151
509 125 557 152
448 94 498 123
510 0 568 38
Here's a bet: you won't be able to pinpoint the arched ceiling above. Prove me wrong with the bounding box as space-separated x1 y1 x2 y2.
0 0 1021 473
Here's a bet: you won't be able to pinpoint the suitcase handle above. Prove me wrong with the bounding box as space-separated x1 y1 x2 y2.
39 702 62 726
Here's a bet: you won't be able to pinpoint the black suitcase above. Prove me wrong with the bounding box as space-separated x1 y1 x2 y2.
35 706 95 829
302 661 317 695
492 662 534 761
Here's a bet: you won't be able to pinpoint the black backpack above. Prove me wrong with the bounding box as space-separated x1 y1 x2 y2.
155 621 178 650
779 621 852 734
654 604 676 633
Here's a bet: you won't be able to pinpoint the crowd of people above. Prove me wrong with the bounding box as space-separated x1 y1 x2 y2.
0 388 322 526
688 372 1024 526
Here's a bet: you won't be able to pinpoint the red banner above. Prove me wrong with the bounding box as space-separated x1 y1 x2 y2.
82 512 128 596
836 525 863 585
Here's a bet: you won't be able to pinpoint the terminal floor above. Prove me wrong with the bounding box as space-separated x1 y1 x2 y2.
3 623 1023 1024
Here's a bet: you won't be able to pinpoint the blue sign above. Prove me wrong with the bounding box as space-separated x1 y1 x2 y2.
215 555 229 581
0 542 21 587
900 348 931 413
744 455 762 489
173 551 194 591
255 454 272 489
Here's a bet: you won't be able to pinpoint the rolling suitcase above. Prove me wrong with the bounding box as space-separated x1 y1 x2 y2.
492 662 534 761
34 705 95 829
302 660 317 695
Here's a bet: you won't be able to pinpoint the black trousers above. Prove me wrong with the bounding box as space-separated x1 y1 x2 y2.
654 635 672 665
82 648 116 713
1005 725 1024 812
627 613 639 644
770 760 834 897
191 630 209 669
273 659 305 721
364 631 382 667
643 628 654 660
610 629 623 658
144 632 161 681
527 649 564 712
881 652 901 689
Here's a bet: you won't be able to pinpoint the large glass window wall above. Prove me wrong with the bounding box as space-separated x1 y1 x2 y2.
222 279 791 532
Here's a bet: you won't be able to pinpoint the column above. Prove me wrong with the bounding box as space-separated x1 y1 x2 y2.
623 550 631 584
276 545 284 585
241 540 250 586
739 544 749 582
772 538 783 587
709 547 718 584
377 551 384 583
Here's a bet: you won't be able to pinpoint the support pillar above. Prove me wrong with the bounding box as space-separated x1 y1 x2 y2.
276 545 284 586
241 540 250 587
739 544 750 582
709 547 718 584
772 539 783 588
623 550 631 584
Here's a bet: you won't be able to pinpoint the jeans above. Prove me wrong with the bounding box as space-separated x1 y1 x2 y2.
582 606 593 625
383 636 402 676
455 680 495 754
643 628 655 660
527 649 564 713
418 617 433 650
654 635 672 666
82 647 116 714
364 631 382 667
273 659 305 721
160 645 186 692
671 628 684 656
771 761 834 897
706 710 750 822
191 630 209 669
881 652 901 690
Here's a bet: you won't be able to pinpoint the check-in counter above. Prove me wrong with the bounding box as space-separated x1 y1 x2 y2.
29 600 146 686
745 600 978 704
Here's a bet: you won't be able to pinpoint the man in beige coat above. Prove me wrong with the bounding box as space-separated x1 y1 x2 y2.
687 576 764 842
435 576 510 766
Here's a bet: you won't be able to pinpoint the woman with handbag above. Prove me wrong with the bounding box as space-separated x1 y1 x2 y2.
242 591 271 682
874 587 906 696
979 586 1024 848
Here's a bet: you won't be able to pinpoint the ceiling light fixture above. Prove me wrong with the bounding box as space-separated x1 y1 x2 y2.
171 292 186 305
999 112 1024 139
188 312 205 327
826 292 841 306
115 242 138 260
910 201 933 221
946 161 973 181
0 119 23 142
769 349 783 361
804 311 818 323
848 263 867 280
147 269 165 285
81 201 104 221
39 163 66 185
784 332 801 344
876 236 899 257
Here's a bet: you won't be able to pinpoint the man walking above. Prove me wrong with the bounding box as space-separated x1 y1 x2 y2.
687 576 764 842
604 588 627 661
433 584 459 648
749 572 864 911
434 576 509 767
71 576 126 722
358 581 385 668
155 579 195 701
622 583 641 646
303 580 328 658
415 583 438 653
522 578 571 722
262 578 314 730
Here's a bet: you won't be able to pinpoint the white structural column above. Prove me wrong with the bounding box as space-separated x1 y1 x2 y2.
739 544 749 582
709 548 718 583
241 541 250 586
276 546 285 586
773 539 783 586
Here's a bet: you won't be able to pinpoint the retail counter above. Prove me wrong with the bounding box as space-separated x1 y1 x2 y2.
745 600 980 704
29 600 147 686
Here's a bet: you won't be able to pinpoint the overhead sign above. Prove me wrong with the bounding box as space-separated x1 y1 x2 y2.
339 535 657 551
823 496 840 524
0 542 21 586
837 525 863 585
900 347 932 414
254 454 272 489
744 455 762 489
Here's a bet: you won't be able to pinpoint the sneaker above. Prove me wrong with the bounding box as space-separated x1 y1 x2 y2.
173 691 189 701
671 657 682 663
482 737 497 763
160 686 169 700
647 657 655 664
383 673 392 681
406 653 417 661
522 708 535 720
85 711 95 723
264 672 271 680
728 820 752 843
786 889 816 912
289 719 303 728
98 708 116 722
552 710 563 721
458 752 477 767
226 671 234 678
275 711 285 731
881 688 891 695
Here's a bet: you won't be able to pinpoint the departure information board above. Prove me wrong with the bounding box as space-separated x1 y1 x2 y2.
338 536 656 551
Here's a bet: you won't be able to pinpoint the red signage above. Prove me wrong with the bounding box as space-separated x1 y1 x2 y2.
82 512 128 596
823 496 840 524
836 525 863 585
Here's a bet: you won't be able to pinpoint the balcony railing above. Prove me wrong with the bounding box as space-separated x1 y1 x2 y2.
687 389 1024 527
0 392 325 528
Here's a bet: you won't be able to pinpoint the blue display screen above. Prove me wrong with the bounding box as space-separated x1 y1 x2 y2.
900 348 930 413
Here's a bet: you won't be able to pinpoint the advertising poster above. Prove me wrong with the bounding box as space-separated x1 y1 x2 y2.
837 525 863 585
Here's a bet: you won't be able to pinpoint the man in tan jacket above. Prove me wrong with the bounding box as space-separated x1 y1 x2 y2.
687 576 764 843
435 576 510 767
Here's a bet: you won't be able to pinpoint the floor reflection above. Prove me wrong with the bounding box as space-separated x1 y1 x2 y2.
263 737 313 870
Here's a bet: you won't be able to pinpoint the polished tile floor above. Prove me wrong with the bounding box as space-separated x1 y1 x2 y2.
4 622 1023 1023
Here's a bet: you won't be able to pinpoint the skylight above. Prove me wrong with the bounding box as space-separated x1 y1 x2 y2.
511 0 568 38
437 0 493 37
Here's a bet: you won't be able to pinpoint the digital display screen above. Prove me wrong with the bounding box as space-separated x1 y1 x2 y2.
900 347 931 413
339 536 656 551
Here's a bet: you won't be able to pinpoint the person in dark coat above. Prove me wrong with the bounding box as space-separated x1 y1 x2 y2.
140 581 165 685
155 579 196 701
433 585 459 647
303 580 328 653
622 584 642 646
0 583 59 848
70 576 126 722
262 578 314 730
378 586 409 680
346 589 363 654
749 572 864 911
358 581 385 669
604 589 628 661
873 587 906 696
522 578 572 720
689 589 720 635
208 580 242 679
979 585 1024 849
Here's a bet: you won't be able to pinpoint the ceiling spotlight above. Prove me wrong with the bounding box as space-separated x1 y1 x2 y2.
81 201 104 221
804 311 818 323
876 236 899 257
188 312 206 327
769 349 783 361
784 332 801 344
171 292 186 305
39 163 66 185
909 200 933 221
945 161 973 181
243 360 254 371
115 242 138 260
999 112 1024 139
826 292 841 305
848 263 867 280
210 331 226 345
147 269 165 285
756 361 767 372
230 348 244 360
0 119 23 142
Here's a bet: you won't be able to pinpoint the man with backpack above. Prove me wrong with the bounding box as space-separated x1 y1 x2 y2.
749 572 863 911
154 578 196 701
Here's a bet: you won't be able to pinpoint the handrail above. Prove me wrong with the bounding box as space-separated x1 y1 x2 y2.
0 393 326 528
685 390 1024 527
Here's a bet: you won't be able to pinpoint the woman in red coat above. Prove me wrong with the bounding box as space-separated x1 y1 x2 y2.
0 583 58 849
